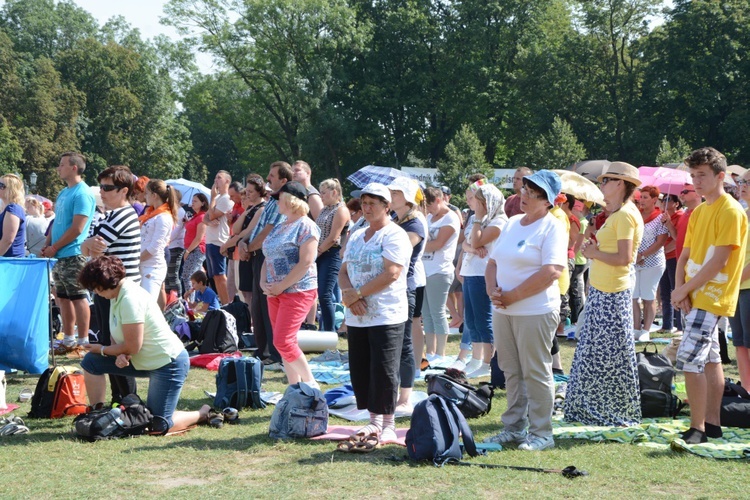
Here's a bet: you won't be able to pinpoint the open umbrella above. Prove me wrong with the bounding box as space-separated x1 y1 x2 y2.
347 165 412 189
638 167 692 196
552 170 605 206
166 178 211 206
574 160 611 182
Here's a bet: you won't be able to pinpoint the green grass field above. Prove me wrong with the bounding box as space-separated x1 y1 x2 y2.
1 334 747 499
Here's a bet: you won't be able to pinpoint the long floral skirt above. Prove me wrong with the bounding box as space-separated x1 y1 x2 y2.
564 286 642 426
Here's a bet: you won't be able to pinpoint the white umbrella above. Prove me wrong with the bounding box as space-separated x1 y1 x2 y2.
166 178 211 205
552 170 605 206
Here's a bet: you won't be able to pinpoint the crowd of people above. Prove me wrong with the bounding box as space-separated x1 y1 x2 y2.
1 146 747 446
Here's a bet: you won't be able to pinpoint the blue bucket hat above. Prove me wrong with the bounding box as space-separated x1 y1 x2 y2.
523 170 562 206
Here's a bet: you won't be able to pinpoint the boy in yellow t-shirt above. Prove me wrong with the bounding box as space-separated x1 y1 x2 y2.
672 147 748 444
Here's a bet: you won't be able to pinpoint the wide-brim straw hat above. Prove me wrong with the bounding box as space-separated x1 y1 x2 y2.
597 161 642 187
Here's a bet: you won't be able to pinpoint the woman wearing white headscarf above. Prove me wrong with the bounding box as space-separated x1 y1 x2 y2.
457 182 508 378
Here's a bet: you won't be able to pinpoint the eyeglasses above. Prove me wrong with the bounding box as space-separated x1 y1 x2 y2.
680 189 695 195
736 180 750 186
520 186 544 200
99 184 121 192
0 182 5 190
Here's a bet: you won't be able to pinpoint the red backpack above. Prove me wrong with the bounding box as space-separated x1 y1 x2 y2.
28 366 89 418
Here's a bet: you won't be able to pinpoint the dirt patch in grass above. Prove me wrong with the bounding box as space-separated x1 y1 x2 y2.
151 476 213 489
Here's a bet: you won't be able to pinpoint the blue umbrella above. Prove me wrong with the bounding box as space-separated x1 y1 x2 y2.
166 178 211 206
347 165 412 189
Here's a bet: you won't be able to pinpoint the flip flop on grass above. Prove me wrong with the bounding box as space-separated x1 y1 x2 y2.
336 438 360 453
351 433 380 453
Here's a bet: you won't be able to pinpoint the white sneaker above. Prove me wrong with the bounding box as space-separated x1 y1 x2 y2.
483 428 527 444
463 358 482 374
518 434 555 451
467 363 491 379
62 335 77 348
448 359 467 371
636 330 650 342
425 353 440 363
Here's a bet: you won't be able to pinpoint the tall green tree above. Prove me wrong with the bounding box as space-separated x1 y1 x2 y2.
640 0 750 163
165 0 367 178
528 116 587 169
570 0 661 161
0 0 97 58
654 136 691 166
437 124 493 206
56 33 191 180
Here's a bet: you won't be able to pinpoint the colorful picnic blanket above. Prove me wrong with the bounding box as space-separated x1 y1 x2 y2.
553 417 750 459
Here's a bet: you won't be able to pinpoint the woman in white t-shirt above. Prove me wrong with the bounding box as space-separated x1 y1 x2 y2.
339 183 411 449
484 171 567 451
138 180 178 302
456 182 507 378
421 187 460 361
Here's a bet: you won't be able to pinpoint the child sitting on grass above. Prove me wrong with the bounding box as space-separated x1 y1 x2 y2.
184 271 220 313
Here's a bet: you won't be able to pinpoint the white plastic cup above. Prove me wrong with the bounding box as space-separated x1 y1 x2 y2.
0 370 7 410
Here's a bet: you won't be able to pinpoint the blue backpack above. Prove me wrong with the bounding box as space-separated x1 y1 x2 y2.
406 394 482 464
269 382 328 440
214 357 265 410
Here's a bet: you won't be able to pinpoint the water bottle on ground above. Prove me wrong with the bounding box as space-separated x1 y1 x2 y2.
100 407 124 437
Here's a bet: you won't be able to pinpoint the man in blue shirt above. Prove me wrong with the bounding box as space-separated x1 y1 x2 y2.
239 161 291 367
42 152 96 349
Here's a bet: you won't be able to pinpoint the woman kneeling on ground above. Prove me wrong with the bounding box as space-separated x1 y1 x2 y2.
339 183 412 445
80 255 211 434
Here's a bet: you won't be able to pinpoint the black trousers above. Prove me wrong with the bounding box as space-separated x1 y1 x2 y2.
93 294 137 402
348 322 405 415
249 252 281 362
399 290 416 389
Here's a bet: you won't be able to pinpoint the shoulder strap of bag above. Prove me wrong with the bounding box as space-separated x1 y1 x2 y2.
235 360 248 408
431 396 461 464
729 381 750 400
443 398 481 457
251 358 265 409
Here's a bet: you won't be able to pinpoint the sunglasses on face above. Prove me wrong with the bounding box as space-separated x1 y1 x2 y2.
99 184 121 192
600 177 619 186
680 189 695 195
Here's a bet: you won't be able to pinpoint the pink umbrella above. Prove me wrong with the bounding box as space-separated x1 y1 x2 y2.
638 166 692 196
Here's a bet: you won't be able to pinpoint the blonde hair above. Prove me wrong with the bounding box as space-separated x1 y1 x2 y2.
1 174 25 205
281 192 310 217
319 178 343 202
25 196 43 215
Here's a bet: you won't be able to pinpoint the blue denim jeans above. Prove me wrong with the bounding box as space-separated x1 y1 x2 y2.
463 275 494 344
316 246 342 331
81 350 190 428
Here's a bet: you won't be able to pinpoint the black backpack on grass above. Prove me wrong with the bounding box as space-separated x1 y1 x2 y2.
637 343 681 418
187 309 238 354
425 372 494 419
73 394 153 441
720 379 750 428
406 394 482 464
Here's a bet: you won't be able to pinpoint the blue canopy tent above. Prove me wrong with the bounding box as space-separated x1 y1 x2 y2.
0 258 55 374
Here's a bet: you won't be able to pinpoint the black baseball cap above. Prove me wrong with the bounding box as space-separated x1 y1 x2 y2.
271 181 308 202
